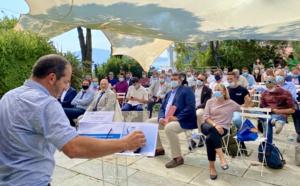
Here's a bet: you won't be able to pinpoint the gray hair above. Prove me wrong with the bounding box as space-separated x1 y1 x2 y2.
275 69 287 76
232 69 240 76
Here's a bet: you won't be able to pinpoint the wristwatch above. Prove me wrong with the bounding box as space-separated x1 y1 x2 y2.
213 123 217 127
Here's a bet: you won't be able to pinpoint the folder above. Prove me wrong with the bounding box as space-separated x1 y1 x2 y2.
164 105 177 124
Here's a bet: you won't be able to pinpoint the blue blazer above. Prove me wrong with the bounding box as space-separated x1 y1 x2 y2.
286 75 300 83
158 86 197 129
61 87 77 108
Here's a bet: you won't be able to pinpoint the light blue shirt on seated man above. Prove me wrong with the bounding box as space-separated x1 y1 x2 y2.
0 80 78 185
71 89 94 110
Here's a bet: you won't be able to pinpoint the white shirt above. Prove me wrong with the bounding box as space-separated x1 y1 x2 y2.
209 80 229 93
60 88 69 102
292 77 299 85
156 82 165 97
223 75 227 82
195 86 203 107
127 85 148 106
187 76 197 87
207 75 215 84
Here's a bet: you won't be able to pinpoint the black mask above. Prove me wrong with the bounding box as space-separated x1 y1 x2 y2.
82 85 89 90
214 74 221 81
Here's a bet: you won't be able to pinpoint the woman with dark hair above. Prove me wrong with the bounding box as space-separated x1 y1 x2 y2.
287 54 298 71
252 66 262 83
253 58 262 69
179 72 188 86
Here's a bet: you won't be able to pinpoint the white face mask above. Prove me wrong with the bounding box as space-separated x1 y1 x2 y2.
267 87 276 92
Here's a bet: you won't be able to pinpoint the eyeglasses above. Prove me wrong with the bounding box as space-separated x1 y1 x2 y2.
263 80 275 84
109 74 113 75
197 78 204 81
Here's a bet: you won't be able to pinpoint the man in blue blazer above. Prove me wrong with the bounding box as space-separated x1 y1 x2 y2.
59 84 77 108
148 72 197 168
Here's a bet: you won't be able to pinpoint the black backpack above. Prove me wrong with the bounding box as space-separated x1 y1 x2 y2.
258 142 286 169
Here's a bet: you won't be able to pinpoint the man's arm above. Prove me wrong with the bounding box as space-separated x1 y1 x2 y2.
61 131 146 159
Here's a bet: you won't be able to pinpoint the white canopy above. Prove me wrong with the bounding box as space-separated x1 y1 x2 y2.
15 0 300 71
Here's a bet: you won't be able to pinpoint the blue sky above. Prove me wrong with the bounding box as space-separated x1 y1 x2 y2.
0 0 168 58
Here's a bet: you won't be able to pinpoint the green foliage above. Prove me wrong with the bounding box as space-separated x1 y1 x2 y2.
96 56 144 80
60 52 90 91
291 41 300 63
0 16 17 30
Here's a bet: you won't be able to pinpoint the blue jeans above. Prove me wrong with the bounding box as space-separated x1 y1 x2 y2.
122 103 144 111
232 111 242 129
256 112 287 144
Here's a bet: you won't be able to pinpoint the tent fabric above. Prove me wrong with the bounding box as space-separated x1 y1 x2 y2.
15 0 300 70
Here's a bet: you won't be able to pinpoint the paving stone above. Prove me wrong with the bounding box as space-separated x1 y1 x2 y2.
129 156 202 183
51 166 78 185
54 174 112 186
54 151 88 169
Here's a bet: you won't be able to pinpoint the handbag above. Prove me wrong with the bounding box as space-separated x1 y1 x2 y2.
237 119 258 141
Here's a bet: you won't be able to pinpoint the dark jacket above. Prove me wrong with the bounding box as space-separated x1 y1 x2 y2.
158 86 197 129
61 87 77 108
195 85 212 109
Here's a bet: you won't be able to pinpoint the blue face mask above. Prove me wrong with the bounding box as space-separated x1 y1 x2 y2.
181 77 185 81
242 72 248 77
153 78 158 81
92 82 98 87
214 74 221 81
126 76 130 80
223 71 228 75
196 80 203 86
119 78 124 82
285 70 289 73
260 69 265 73
206 71 211 75
194 77 198 81
134 84 139 89
171 80 179 88
159 78 165 83
228 82 235 87
214 91 223 99
254 70 259 74
292 74 298 78
275 76 284 83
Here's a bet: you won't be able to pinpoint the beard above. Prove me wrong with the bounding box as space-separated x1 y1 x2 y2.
53 80 63 98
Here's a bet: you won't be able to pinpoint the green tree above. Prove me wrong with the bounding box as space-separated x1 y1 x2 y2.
0 16 57 98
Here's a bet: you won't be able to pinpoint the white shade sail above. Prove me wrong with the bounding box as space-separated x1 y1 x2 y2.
15 0 300 71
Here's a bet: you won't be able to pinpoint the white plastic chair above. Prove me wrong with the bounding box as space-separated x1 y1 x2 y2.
233 107 271 177
116 92 126 107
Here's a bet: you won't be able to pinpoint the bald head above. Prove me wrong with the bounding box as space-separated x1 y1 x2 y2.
100 79 109 91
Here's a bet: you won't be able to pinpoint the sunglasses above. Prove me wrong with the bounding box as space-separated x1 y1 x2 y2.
263 80 275 84
197 78 204 81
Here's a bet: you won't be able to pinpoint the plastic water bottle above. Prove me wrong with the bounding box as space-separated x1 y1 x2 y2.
288 134 295 149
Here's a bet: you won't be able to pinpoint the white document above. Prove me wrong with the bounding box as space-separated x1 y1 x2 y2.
78 122 124 139
79 111 114 124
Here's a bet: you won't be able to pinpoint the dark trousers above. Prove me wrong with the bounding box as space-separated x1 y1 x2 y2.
147 96 162 118
201 123 228 161
122 103 143 111
64 108 85 127
292 103 300 136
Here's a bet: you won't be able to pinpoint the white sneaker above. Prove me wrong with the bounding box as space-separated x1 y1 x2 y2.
274 120 285 134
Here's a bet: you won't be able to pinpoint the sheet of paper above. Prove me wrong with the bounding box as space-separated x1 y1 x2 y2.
78 122 124 139
79 111 114 124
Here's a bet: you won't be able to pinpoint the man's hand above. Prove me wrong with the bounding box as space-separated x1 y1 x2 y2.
243 95 252 107
249 89 256 96
122 130 146 151
272 108 280 114
155 97 160 102
168 116 178 122
159 118 167 125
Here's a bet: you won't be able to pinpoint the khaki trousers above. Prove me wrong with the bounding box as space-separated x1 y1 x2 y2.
196 108 205 133
148 117 186 158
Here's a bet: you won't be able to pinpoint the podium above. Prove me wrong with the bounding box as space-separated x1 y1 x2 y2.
77 111 158 185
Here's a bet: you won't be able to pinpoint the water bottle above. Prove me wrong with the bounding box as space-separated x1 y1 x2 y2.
287 133 295 150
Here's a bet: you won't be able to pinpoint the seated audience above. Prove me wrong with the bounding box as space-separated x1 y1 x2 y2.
232 69 248 88
125 72 133 86
186 68 196 87
252 67 262 83
149 69 157 85
108 72 117 89
206 67 215 84
201 84 243 180
241 67 256 88
286 67 300 85
147 72 197 168
287 54 298 71
209 69 228 93
222 67 228 82
147 73 171 118
227 72 253 129
189 72 199 91
180 72 188 86
253 58 262 69
139 71 150 87
284 65 292 76
115 73 129 93
64 79 94 127
86 79 116 112
59 82 77 108
166 69 173 83
122 77 147 111
90 77 99 94
259 76 295 144
190 73 212 149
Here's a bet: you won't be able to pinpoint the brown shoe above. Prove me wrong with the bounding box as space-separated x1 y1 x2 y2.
155 149 165 156
165 158 184 168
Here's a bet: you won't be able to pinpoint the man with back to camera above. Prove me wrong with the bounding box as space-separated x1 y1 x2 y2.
0 54 146 186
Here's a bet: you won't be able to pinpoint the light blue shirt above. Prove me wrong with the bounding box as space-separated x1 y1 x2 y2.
165 87 179 117
255 81 297 102
0 80 78 185
244 74 256 88
71 89 94 110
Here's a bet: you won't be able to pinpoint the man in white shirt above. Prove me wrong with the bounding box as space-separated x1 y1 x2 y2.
209 69 228 93
222 67 228 82
206 67 215 84
90 77 99 94
122 77 148 111
187 70 198 88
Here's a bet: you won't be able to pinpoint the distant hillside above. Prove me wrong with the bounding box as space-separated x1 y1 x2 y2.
74 48 168 69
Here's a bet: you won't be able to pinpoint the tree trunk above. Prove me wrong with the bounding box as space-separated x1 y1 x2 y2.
85 28 92 73
77 26 86 61
210 41 220 68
